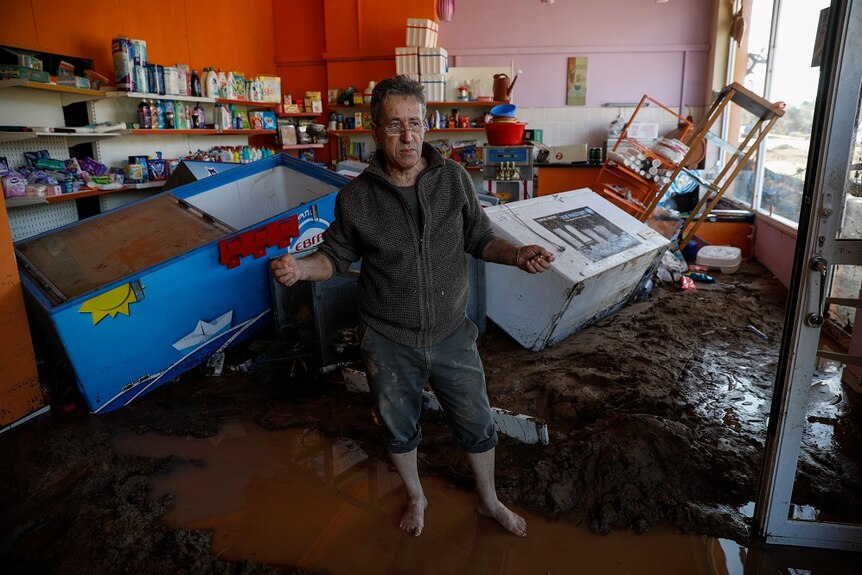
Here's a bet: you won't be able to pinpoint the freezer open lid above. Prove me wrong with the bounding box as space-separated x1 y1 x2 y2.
15 195 233 305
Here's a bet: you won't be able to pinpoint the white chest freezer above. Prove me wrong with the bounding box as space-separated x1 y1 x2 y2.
484 189 670 351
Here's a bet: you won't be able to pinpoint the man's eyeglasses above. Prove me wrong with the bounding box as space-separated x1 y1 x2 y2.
381 120 425 135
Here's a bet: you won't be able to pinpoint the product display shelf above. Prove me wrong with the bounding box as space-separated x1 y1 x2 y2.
216 97 277 109
106 90 214 104
1 80 117 239
591 94 693 221
0 79 107 105
328 100 507 164
282 143 324 150
277 112 321 119
331 101 506 110
125 128 274 136
89 92 279 177
430 128 484 133
4 180 166 207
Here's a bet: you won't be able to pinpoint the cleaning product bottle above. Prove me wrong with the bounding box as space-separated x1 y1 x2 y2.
206 68 220 98
216 69 228 98
164 100 175 129
137 100 151 129
177 101 187 129
194 103 206 129
225 71 236 100
213 102 225 132
191 69 202 97
149 99 158 129
155 99 166 129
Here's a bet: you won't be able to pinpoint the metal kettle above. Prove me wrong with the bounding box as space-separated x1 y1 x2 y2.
493 73 519 102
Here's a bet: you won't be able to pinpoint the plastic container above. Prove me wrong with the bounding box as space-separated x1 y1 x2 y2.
489 103 517 118
485 121 526 145
695 245 742 274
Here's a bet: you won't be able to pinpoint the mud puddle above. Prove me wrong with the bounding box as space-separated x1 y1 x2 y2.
115 418 745 574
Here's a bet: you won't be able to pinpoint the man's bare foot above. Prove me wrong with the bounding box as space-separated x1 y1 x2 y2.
399 496 428 536
477 500 527 537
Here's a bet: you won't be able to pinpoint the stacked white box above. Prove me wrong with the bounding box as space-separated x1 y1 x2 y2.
484 189 670 351
418 47 448 75
406 18 438 48
420 74 446 102
395 47 419 75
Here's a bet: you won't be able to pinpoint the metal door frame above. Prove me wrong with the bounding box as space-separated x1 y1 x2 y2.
754 0 862 550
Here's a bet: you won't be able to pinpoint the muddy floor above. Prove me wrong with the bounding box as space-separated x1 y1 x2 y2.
1 259 860 573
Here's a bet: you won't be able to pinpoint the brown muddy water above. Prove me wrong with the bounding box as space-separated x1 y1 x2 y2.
114 419 746 575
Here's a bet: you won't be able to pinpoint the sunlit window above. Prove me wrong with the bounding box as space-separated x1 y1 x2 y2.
724 0 829 224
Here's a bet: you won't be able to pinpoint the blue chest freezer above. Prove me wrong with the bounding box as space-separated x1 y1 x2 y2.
15 154 348 413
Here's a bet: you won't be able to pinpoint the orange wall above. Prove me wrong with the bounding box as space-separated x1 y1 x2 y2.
274 0 435 166
0 196 43 427
0 0 277 83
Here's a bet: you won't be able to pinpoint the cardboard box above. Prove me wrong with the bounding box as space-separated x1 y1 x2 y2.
259 75 282 103
0 65 50 83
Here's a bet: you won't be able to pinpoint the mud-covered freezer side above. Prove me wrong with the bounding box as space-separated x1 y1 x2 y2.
17 154 348 413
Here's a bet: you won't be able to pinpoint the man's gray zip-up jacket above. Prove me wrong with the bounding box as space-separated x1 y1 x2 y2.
317 143 496 348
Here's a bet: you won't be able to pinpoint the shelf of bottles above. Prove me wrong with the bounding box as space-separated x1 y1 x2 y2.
591 94 693 220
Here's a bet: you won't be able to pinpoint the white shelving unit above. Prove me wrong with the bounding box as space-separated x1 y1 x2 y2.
0 81 113 239
1 81 278 240
91 91 278 168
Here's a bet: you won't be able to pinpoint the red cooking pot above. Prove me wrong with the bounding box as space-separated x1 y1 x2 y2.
485 121 526 146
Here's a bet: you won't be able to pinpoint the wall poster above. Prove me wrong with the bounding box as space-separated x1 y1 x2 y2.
566 57 588 106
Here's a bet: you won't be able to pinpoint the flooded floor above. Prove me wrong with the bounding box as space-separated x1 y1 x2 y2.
115 419 746 574
1 260 861 573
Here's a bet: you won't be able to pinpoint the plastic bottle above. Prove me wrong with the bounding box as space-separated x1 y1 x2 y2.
155 100 166 129
206 68 220 98
213 102 224 132
216 69 228 97
164 100 175 129
149 99 158 128
225 71 236 100
191 69 202 97
194 103 206 129
137 100 151 129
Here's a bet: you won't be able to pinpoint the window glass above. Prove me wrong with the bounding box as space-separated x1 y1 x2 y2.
725 0 774 207
756 1 829 222
724 0 828 222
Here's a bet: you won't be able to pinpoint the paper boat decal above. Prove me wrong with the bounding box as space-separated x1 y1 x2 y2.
172 310 233 352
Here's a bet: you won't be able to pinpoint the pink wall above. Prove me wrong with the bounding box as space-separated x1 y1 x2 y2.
753 216 796 288
438 0 712 109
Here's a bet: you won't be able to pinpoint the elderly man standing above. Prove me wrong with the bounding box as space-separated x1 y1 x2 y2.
271 75 554 537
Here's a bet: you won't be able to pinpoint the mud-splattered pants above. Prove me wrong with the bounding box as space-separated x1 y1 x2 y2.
360 317 498 454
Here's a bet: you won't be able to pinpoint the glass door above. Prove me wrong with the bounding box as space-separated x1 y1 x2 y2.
755 0 862 550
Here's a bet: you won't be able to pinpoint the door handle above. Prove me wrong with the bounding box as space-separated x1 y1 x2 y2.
806 256 828 327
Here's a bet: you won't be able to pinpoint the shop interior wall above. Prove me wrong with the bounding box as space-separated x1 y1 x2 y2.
437 0 712 151
437 0 711 109
0 0 277 84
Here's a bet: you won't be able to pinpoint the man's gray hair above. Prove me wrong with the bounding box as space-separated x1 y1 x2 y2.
370 75 427 125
